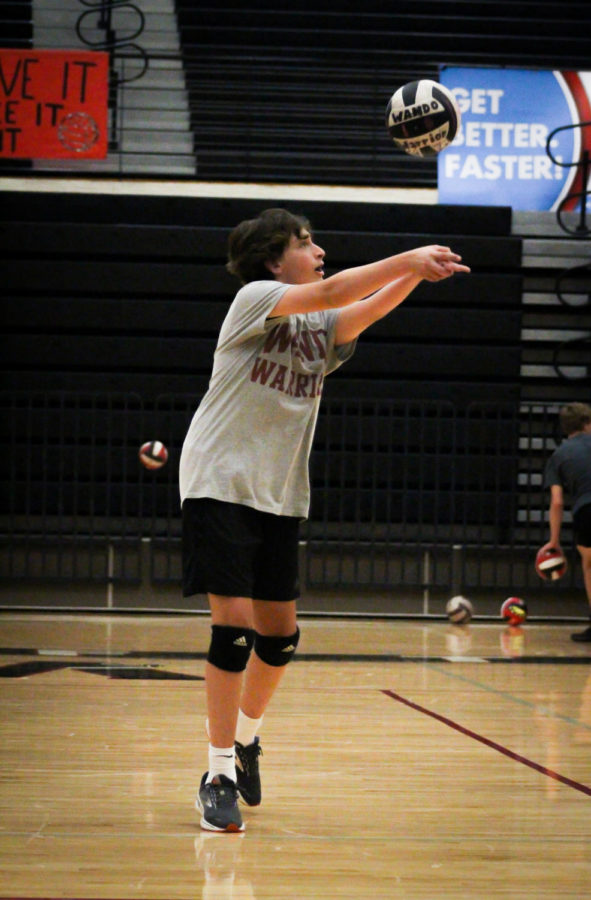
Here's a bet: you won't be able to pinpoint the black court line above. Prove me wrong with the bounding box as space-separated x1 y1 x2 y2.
0 646 590 664
383 688 591 798
0 660 204 680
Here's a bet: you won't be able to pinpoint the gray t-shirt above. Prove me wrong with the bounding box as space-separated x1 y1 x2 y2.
543 431 591 515
179 280 356 518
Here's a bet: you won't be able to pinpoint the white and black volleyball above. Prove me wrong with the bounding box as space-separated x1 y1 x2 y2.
139 440 169 470
386 79 461 157
446 595 474 625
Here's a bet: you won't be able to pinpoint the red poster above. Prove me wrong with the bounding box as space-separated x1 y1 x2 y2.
0 48 109 159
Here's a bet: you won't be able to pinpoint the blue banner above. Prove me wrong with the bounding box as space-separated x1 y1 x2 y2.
438 67 591 211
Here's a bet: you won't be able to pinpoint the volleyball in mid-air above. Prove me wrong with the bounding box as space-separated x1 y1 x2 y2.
386 79 461 157
139 440 168 470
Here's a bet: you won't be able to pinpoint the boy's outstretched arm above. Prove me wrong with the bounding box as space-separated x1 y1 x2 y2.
271 245 469 318
334 261 470 345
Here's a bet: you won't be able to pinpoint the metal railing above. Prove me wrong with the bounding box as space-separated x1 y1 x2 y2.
76 0 149 150
546 119 591 238
24 0 196 177
0 391 584 611
546 118 591 382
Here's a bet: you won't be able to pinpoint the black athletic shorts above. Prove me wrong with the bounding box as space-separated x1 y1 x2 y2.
182 497 301 602
574 503 591 548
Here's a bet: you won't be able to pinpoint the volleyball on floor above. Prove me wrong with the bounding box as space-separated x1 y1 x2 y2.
139 440 168 470
535 546 567 581
446 595 473 624
501 597 528 626
386 79 461 157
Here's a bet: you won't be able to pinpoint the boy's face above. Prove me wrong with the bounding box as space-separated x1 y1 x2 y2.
267 229 325 284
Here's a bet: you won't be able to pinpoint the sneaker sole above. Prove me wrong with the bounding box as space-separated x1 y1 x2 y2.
195 796 245 833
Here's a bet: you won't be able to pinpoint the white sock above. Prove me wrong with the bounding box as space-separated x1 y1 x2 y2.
235 709 263 747
206 745 236 783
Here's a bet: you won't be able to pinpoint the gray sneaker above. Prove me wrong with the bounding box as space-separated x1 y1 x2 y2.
235 737 262 806
196 773 244 832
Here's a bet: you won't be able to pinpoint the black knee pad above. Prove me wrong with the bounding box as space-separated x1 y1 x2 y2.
207 625 255 672
254 627 300 667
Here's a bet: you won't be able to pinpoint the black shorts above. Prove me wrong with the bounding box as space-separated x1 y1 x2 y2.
574 503 591 548
182 497 300 602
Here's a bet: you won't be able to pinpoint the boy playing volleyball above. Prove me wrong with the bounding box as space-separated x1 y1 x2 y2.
179 207 470 831
542 402 591 642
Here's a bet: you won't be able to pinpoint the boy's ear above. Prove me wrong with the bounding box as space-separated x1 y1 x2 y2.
265 258 281 275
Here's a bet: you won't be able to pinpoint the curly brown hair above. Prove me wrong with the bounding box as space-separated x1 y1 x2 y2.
226 208 312 284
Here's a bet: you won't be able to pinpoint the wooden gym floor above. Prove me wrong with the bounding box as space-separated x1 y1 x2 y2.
1 612 590 899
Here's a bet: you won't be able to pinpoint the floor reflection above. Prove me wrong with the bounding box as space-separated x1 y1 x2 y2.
195 831 256 899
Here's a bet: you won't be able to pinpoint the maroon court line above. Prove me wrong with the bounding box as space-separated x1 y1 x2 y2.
382 689 591 797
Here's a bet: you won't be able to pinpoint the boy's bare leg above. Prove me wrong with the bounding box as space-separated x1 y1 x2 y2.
572 547 591 642
206 594 253 747
239 599 297 718
578 546 591 612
